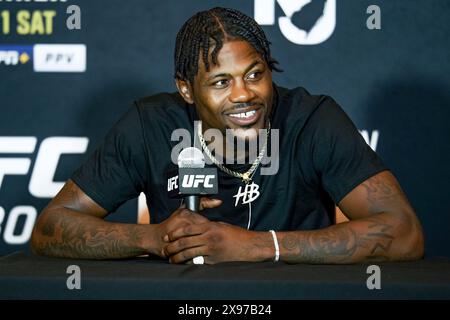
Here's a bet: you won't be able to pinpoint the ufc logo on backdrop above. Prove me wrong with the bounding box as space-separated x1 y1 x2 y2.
0 136 88 245
0 136 88 197
254 0 336 45
182 175 215 189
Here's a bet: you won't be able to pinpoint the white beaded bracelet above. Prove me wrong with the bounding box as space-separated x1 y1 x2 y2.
269 230 280 262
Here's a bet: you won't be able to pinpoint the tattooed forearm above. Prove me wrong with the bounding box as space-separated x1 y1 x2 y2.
33 209 147 259
281 227 358 263
42 219 55 237
279 213 407 264
365 216 395 255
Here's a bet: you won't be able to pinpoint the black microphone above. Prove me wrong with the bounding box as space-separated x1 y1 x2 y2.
175 147 218 265
177 147 205 211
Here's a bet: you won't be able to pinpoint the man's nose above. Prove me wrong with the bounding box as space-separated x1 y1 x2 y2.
229 79 255 104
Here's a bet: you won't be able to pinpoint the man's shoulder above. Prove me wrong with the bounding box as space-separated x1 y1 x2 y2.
135 91 185 111
133 91 191 127
107 91 190 137
274 84 339 129
276 85 359 143
276 85 334 110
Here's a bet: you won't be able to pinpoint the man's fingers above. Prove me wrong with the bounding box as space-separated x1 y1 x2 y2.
167 223 205 242
169 246 207 264
199 197 222 210
164 233 205 257
179 208 209 224
176 197 221 211
191 213 209 225
162 209 210 244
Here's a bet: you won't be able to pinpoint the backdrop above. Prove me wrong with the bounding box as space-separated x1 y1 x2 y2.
0 0 449 258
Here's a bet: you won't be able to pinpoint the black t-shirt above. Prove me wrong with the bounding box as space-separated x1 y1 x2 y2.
71 84 387 231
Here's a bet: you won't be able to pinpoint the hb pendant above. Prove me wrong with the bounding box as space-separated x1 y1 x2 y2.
233 182 260 207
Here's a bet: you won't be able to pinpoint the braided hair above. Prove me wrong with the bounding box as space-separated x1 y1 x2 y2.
174 7 281 83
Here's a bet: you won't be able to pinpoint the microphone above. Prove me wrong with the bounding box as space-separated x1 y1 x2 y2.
177 147 206 212
171 147 218 265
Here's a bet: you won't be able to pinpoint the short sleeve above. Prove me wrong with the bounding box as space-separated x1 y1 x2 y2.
307 97 388 203
71 105 147 212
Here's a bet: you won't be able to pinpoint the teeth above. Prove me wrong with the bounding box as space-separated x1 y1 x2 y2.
229 110 256 119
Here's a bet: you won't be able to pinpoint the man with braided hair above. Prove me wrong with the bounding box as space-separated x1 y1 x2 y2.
31 7 424 264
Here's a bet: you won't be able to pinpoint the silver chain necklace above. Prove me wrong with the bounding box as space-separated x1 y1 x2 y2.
197 121 270 184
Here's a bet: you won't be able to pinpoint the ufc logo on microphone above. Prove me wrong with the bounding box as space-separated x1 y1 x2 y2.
176 168 218 195
181 175 215 188
167 176 178 192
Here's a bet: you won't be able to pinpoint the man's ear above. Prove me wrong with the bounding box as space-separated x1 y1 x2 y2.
175 78 194 105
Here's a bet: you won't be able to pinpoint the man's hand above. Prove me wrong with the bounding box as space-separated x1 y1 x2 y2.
151 197 222 258
163 221 274 264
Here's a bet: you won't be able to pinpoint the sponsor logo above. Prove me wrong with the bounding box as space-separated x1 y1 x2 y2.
33 43 86 72
167 175 179 192
181 174 215 189
254 0 336 45
0 136 89 197
0 136 88 246
359 130 379 151
0 45 33 66
0 43 86 72
168 168 218 196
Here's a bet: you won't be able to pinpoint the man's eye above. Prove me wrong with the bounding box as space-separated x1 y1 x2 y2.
212 80 228 87
247 71 262 80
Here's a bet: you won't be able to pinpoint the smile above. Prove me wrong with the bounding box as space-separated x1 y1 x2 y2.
228 110 256 119
226 107 262 126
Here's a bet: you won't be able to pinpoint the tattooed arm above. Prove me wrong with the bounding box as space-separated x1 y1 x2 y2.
277 170 424 263
30 180 157 259
30 180 212 259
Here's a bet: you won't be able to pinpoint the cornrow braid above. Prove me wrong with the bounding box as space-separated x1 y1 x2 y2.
174 7 281 83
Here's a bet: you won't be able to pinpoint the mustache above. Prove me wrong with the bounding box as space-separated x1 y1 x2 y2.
230 102 263 110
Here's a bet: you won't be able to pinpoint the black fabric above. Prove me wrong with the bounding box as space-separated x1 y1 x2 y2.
1 252 450 299
71 84 387 230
